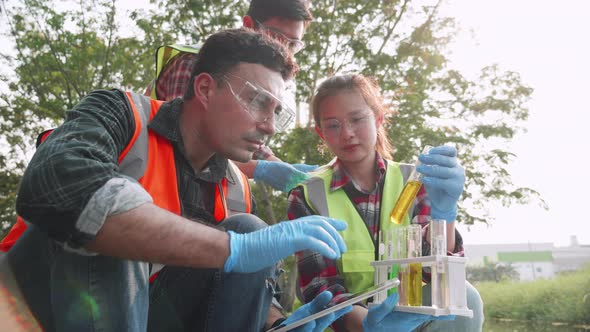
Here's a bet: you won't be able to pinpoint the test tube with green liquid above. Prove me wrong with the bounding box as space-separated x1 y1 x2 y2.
389 145 433 225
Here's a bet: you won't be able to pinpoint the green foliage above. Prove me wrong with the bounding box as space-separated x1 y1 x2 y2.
272 127 331 166
476 266 590 324
0 162 20 239
131 0 246 51
2 0 151 124
251 182 289 225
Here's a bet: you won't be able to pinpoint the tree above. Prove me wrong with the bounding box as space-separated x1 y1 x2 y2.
0 0 153 238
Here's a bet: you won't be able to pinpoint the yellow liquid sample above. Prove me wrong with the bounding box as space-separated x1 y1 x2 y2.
431 270 448 309
390 180 422 224
397 266 409 306
408 262 423 306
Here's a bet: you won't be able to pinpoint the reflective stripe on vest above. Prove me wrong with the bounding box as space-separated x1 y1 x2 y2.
213 161 252 222
150 44 200 99
301 160 414 294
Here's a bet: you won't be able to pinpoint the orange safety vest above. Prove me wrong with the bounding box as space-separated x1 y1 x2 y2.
0 91 252 259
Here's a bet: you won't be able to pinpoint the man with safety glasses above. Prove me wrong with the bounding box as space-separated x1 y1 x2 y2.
9 28 351 332
146 0 316 193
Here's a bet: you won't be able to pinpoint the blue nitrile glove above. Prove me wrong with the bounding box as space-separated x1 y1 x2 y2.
362 293 455 332
283 291 353 332
254 160 316 192
224 216 347 273
416 145 465 223
292 163 319 173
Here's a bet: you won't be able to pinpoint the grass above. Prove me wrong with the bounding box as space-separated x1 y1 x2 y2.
475 266 590 324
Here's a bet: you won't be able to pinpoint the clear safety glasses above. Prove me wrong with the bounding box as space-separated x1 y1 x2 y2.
255 19 305 54
320 112 374 138
222 74 295 132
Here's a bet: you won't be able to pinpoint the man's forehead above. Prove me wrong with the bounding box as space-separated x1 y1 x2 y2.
230 63 285 97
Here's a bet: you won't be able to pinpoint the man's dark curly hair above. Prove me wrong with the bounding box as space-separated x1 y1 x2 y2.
184 28 298 99
247 0 313 27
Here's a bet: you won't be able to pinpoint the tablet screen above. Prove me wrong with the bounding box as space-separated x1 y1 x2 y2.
267 279 400 332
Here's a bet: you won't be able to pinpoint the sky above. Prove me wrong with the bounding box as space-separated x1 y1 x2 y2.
2 0 589 247
441 0 590 247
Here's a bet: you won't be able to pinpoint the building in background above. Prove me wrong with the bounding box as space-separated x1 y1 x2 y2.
464 236 590 281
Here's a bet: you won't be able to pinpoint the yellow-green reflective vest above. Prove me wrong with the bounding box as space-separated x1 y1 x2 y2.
301 160 414 294
150 44 201 99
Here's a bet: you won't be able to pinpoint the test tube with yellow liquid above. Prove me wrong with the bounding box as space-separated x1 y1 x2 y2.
407 224 423 306
391 227 407 301
389 145 432 225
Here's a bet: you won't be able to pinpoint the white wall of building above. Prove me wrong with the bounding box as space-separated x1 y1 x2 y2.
464 237 590 281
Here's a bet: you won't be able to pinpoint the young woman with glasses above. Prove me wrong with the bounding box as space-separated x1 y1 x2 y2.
287 74 484 332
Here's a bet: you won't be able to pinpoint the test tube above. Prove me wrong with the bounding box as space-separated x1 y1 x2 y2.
407 224 422 306
430 219 449 308
393 226 408 304
377 231 387 289
389 145 433 224
385 229 393 283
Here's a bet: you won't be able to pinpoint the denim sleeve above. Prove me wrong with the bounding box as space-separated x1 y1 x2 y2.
62 177 153 255
15 89 141 248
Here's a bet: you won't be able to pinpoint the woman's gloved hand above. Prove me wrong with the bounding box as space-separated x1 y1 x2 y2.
417 145 465 223
253 160 317 192
362 292 455 332
224 216 347 273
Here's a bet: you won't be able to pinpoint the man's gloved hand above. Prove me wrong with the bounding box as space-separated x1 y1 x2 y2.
362 293 455 332
284 291 352 332
292 163 319 173
416 145 465 223
254 160 316 193
224 216 347 273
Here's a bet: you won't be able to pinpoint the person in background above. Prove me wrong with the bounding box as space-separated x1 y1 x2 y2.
147 0 317 193
288 74 485 331
6 28 351 332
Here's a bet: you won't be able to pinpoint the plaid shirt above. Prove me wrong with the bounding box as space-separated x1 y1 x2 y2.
16 89 250 249
287 154 463 329
144 52 273 160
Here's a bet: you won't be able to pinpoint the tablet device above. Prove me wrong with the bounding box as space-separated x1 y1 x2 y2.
266 278 400 332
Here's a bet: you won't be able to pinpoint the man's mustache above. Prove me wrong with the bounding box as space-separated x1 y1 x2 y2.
243 131 268 142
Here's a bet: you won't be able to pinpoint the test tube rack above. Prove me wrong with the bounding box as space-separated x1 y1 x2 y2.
370 255 473 317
